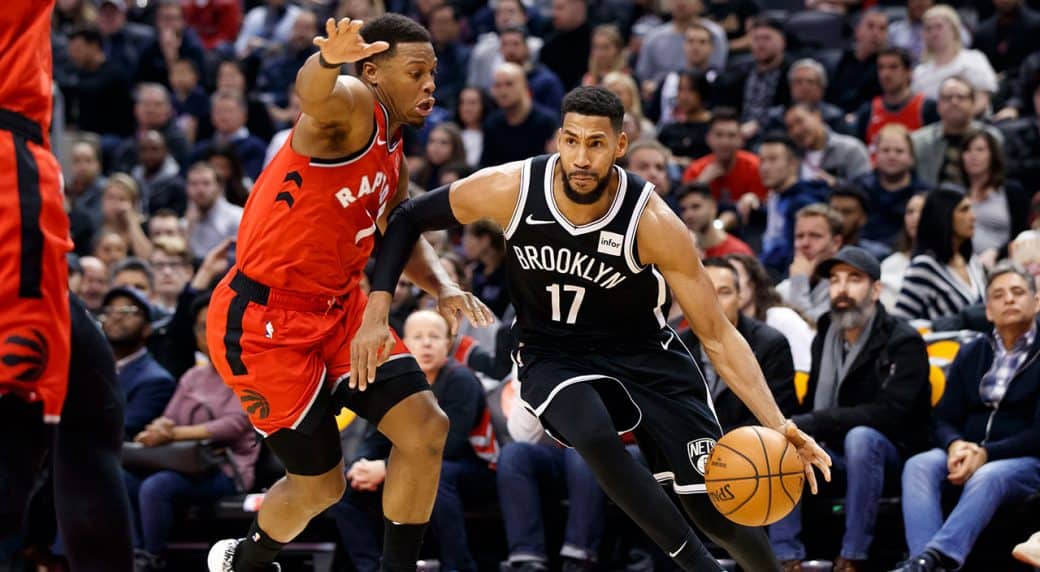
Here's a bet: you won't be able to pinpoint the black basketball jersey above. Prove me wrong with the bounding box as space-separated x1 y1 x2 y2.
504 154 672 350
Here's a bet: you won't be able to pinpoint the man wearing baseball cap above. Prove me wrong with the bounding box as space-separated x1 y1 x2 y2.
100 286 175 440
768 246 932 572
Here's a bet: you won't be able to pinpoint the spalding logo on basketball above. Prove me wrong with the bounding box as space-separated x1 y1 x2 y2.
704 425 804 526
687 438 716 476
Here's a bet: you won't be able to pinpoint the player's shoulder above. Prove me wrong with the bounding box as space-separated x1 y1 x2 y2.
462 160 527 190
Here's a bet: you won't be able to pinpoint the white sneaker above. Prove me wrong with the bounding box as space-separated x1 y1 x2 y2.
206 538 281 572
207 539 241 572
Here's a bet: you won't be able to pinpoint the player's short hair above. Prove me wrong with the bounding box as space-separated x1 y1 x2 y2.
795 203 844 237
702 257 741 291
358 14 431 68
561 86 625 133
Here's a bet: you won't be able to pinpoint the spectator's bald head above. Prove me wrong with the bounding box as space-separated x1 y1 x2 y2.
491 63 529 111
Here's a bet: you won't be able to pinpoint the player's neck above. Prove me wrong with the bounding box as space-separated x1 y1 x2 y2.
551 169 620 226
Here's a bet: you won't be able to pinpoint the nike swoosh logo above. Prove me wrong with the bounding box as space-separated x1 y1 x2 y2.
668 540 687 558
376 136 387 147
525 214 555 226
660 332 673 351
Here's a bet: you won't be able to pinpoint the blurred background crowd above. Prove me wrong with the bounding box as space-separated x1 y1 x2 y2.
19 0 1040 570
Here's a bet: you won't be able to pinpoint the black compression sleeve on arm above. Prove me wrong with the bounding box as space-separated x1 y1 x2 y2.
370 185 460 293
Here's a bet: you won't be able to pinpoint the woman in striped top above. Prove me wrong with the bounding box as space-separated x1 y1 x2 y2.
893 186 986 322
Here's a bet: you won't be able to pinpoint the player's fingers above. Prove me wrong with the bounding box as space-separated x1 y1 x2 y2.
814 442 832 467
363 41 390 56
313 37 326 48
804 464 818 495
381 336 395 365
325 17 336 38
461 296 483 326
472 296 494 326
337 17 351 35
349 344 360 389
814 456 832 482
444 307 460 336
365 343 381 387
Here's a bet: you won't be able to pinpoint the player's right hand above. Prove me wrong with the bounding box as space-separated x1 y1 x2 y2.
313 18 389 66
781 420 832 495
350 294 397 392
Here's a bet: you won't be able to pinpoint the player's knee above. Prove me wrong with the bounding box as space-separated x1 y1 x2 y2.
291 468 347 511
405 403 449 459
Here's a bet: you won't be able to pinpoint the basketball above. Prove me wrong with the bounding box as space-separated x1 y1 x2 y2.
704 426 805 526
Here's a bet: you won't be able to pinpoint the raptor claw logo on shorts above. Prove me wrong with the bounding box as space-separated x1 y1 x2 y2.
239 389 271 420
687 438 717 476
2 329 49 382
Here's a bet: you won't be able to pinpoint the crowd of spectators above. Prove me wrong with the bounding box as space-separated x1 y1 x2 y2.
32 0 1040 570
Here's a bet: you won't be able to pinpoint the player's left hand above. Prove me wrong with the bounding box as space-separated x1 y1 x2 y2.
780 420 831 495
436 284 495 335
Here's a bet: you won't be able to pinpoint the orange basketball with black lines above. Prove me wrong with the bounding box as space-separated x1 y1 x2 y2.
704 426 804 526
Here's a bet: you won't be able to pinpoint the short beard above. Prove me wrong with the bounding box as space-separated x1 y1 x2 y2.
831 296 876 331
879 169 910 186
562 170 612 205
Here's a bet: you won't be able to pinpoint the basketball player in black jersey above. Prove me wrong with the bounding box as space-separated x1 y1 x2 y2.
354 87 832 572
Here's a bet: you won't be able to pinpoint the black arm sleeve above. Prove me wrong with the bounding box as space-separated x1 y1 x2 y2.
369 184 460 294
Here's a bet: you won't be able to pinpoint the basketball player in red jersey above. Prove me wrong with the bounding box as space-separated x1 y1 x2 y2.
1 3 133 570
206 14 493 572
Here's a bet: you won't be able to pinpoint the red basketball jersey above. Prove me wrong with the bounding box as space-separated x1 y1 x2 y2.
865 93 926 158
236 102 403 297
0 1 54 145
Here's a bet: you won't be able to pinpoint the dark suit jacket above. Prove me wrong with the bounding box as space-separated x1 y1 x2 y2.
794 305 931 456
118 350 176 440
680 314 797 430
934 319 1040 461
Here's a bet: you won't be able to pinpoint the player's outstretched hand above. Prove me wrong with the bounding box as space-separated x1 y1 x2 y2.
350 316 396 392
781 420 832 495
436 284 495 335
313 18 389 66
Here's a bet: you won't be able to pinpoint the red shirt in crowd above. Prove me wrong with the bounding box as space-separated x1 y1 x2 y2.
183 0 242 51
682 150 768 204
703 234 754 259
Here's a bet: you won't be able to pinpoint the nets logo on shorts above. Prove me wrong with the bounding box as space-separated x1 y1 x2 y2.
2 329 49 382
687 438 716 476
239 389 271 420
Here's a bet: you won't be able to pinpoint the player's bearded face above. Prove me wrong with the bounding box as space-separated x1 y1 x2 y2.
562 166 612 205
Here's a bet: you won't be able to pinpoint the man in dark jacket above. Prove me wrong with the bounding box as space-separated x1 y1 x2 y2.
769 247 931 572
681 258 797 429
897 263 1040 572
100 286 175 440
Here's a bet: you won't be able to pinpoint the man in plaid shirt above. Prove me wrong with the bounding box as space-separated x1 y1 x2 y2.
897 262 1040 572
